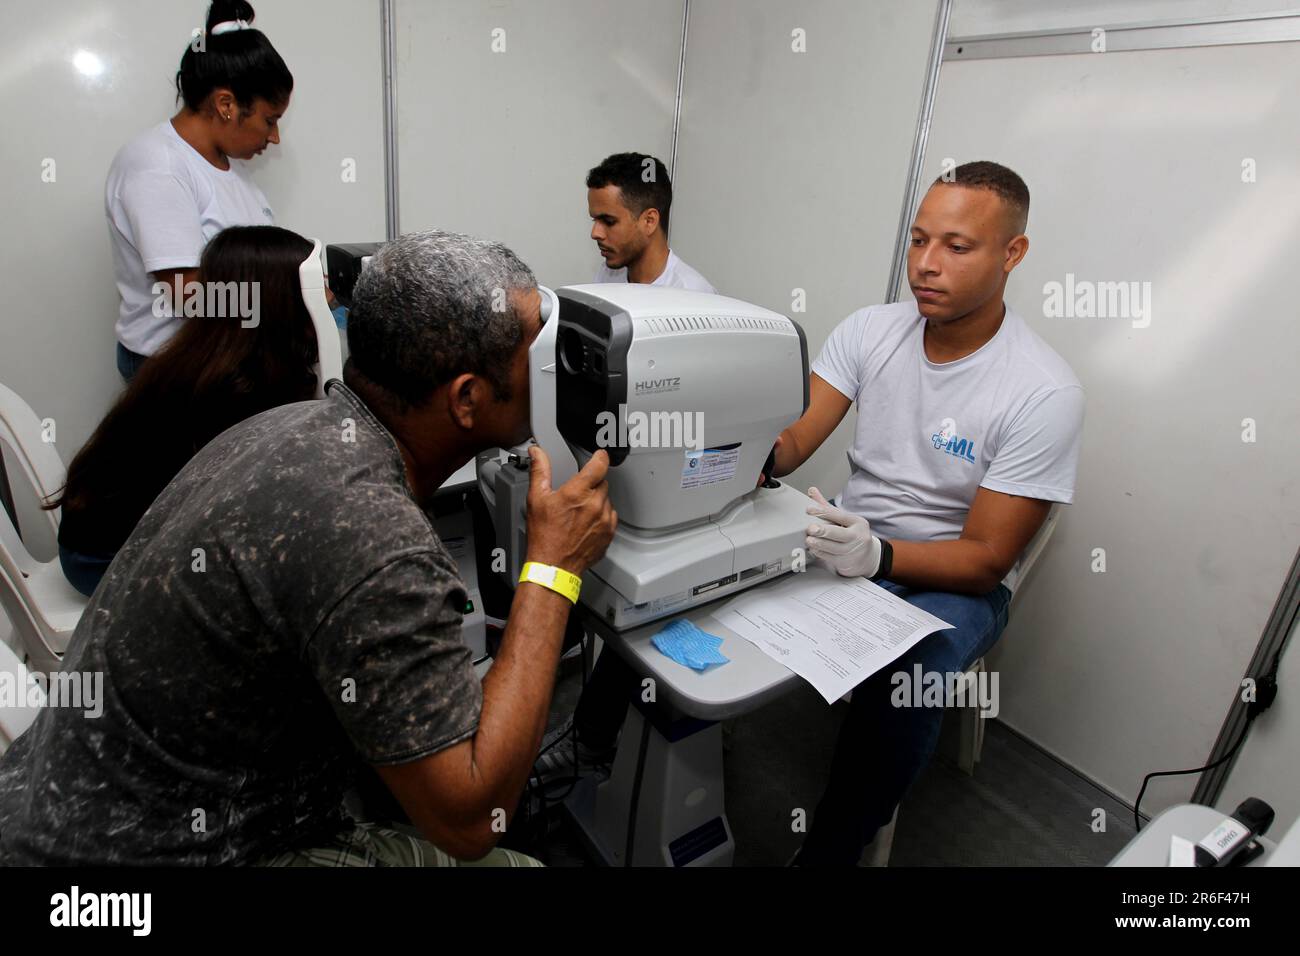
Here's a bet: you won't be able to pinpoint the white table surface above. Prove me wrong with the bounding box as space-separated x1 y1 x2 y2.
582 591 804 721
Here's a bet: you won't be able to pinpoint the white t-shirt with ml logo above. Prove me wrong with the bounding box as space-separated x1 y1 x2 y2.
811 300 1085 591
105 121 275 355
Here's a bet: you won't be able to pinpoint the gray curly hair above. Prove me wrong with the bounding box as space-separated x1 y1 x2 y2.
346 230 536 408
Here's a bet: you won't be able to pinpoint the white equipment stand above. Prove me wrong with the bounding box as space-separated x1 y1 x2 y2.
564 588 803 867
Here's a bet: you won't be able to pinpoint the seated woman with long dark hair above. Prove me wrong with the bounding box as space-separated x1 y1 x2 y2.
50 225 321 596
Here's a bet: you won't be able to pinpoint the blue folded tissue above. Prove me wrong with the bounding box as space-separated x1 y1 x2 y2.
651 619 729 671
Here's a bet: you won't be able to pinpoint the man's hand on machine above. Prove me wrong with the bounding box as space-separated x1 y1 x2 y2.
757 434 786 487
524 445 618 577
805 486 884 578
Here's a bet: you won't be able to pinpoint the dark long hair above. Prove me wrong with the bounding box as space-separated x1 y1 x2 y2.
48 226 318 546
176 1 293 112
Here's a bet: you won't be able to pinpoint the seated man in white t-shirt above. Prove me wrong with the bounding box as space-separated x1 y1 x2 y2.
586 152 716 292
769 160 1085 864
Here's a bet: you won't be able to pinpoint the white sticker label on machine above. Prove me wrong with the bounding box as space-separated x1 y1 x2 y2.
681 446 740 489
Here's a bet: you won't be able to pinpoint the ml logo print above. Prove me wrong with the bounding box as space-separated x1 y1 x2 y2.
930 417 976 463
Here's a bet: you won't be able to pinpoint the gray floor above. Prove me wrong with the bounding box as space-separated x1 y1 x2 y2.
524 650 1138 866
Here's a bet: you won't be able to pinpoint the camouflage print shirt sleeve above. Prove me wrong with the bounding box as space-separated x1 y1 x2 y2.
307 550 481 764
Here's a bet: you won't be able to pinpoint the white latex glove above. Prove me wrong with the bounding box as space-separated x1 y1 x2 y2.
804 486 883 578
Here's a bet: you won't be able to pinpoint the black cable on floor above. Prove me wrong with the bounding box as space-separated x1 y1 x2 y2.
1134 655 1280 831
1134 722 1249 832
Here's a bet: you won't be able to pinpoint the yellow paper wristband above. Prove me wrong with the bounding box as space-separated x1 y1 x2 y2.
519 561 582 604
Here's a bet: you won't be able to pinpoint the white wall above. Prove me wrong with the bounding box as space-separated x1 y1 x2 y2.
246 1 387 253
670 0 942 498
923 34 1300 812
0 0 385 559
392 0 685 287
949 0 1294 35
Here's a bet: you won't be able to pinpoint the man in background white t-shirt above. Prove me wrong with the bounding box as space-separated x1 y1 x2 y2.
586 152 715 292
528 152 717 785
767 160 1085 865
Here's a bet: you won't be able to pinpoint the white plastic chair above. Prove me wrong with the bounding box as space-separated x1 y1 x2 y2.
0 381 65 541
862 504 1061 866
0 382 85 672
299 239 344 395
0 636 44 756
0 531 81 673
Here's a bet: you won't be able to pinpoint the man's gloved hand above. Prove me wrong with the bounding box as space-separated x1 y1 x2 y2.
804 486 883 578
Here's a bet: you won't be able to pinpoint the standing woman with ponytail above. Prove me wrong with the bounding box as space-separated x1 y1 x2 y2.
105 1 293 380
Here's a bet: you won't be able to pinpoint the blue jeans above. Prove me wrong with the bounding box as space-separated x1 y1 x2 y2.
794 579 1012 865
58 543 113 597
116 342 148 382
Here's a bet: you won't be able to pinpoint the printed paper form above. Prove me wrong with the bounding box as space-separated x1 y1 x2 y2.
709 562 954 704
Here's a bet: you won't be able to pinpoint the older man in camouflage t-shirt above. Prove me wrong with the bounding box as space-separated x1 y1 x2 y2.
0 232 616 866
